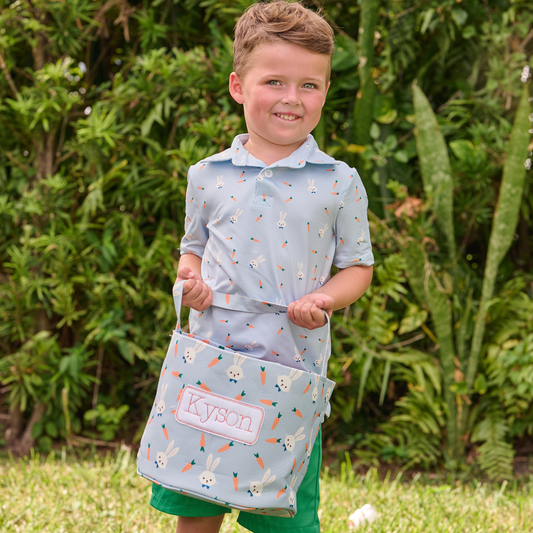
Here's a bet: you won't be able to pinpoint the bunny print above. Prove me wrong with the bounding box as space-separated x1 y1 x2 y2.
276 369 302 392
226 354 247 383
308 179 317 193
199 453 220 489
288 475 298 508
297 263 304 281
155 440 179 469
230 208 243 224
311 374 320 404
245 340 258 351
250 255 265 269
318 223 328 238
358 229 365 245
155 383 168 417
216 250 222 266
183 340 208 364
278 212 287 229
248 468 276 497
293 346 302 363
283 427 306 452
216 175 224 189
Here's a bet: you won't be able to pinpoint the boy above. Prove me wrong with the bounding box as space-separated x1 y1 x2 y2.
151 2 373 532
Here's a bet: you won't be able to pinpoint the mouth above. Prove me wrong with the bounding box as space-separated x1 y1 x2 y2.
274 113 300 121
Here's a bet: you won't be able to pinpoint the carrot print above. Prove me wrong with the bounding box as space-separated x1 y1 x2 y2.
251 237 260 243
208 355 222 367
260 366 266 386
260 400 278 407
177 385 185 402
181 459 195 473
200 433 205 452
303 380 311 394
174 340 179 357
258 280 263 289
172 371 182 378
292 408 303 418
147 443 151 461
321 384 324 400
281 241 288 248
196 381 211 392
226 294 230 305
266 438 281 444
324 207 329 215
235 391 246 401
218 441 234 453
283 182 292 186
162 424 169 440
271 412 282 430
276 485 287 498
277 327 284 335
307 222 310 231
246 323 255 329
256 214 262 222
298 460 305 472
147 415 154 426
161 365 167 378
233 472 239 491
290 457 296 474
254 453 265 469
271 351 279 357
285 197 292 202
299 335 308 339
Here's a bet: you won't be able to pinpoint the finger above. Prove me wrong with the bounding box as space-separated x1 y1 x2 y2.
309 304 327 326
177 266 200 282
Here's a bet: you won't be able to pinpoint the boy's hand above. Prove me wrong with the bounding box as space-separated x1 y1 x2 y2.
176 266 213 311
288 293 334 330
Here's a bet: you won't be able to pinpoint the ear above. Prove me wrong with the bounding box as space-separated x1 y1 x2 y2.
229 72 245 104
322 81 331 107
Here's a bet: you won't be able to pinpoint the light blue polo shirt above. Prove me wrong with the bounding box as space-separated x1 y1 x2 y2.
180 133 373 374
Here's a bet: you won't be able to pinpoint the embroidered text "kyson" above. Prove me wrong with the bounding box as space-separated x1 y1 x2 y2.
176 386 264 445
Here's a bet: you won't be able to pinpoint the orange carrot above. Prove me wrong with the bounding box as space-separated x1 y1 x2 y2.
174 341 179 357
277 328 283 335
260 366 266 386
181 460 196 473
298 460 305 472
161 365 167 378
177 385 185 402
218 441 234 453
266 438 281 444
172 371 182 378
276 485 287 499
254 453 265 469
292 408 303 418
162 424 169 440
147 443 151 461
196 381 211 392
200 433 205 452
226 294 230 304
271 413 282 430
260 400 277 407
321 384 324 400
233 472 239 491
290 457 296 474
208 355 222 367
303 380 311 394
147 415 154 426
235 391 246 401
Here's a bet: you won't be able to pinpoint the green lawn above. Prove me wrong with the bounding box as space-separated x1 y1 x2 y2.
1 448 531 532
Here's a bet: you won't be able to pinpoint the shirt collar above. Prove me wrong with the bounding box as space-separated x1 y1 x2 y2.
198 134 339 168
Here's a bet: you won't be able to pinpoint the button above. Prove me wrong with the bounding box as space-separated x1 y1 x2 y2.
263 169 273 178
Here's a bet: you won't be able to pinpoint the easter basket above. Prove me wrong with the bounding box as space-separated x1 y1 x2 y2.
137 280 335 517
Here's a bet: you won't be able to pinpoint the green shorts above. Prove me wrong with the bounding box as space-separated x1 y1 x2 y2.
150 429 322 533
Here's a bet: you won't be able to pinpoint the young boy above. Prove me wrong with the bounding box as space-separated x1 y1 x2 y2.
150 2 373 532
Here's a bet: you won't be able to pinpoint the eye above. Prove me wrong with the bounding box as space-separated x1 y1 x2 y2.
303 83 317 89
267 80 281 86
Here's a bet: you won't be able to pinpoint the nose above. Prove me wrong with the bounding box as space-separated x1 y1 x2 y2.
281 86 300 106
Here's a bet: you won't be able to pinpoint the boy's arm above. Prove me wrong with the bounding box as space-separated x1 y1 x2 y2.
175 253 213 311
287 265 373 329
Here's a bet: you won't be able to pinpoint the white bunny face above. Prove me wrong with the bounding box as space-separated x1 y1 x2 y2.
248 469 275 497
199 454 219 488
156 384 168 416
226 355 245 382
184 346 196 364
216 175 224 189
278 212 287 229
249 255 264 269
155 440 179 469
312 386 318 403
276 375 291 392
308 179 317 193
283 427 305 452
230 208 243 224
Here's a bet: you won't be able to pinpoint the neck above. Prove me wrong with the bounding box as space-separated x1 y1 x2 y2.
243 137 306 166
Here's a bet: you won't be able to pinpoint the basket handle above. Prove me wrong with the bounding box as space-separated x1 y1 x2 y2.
172 280 331 377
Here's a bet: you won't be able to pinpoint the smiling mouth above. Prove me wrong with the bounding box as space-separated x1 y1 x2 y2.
275 113 300 121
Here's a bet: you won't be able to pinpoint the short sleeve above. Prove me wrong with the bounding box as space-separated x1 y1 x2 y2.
333 167 374 268
179 168 208 258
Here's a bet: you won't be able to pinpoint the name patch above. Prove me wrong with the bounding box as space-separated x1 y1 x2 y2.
176 386 264 445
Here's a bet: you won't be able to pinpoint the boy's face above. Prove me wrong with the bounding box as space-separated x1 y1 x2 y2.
229 42 330 162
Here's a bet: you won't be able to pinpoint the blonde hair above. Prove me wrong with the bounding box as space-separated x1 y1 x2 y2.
233 1 334 82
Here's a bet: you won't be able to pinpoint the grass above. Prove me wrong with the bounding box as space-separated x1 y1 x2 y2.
1 447 531 532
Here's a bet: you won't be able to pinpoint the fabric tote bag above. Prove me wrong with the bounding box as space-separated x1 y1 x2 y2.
137 280 335 517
